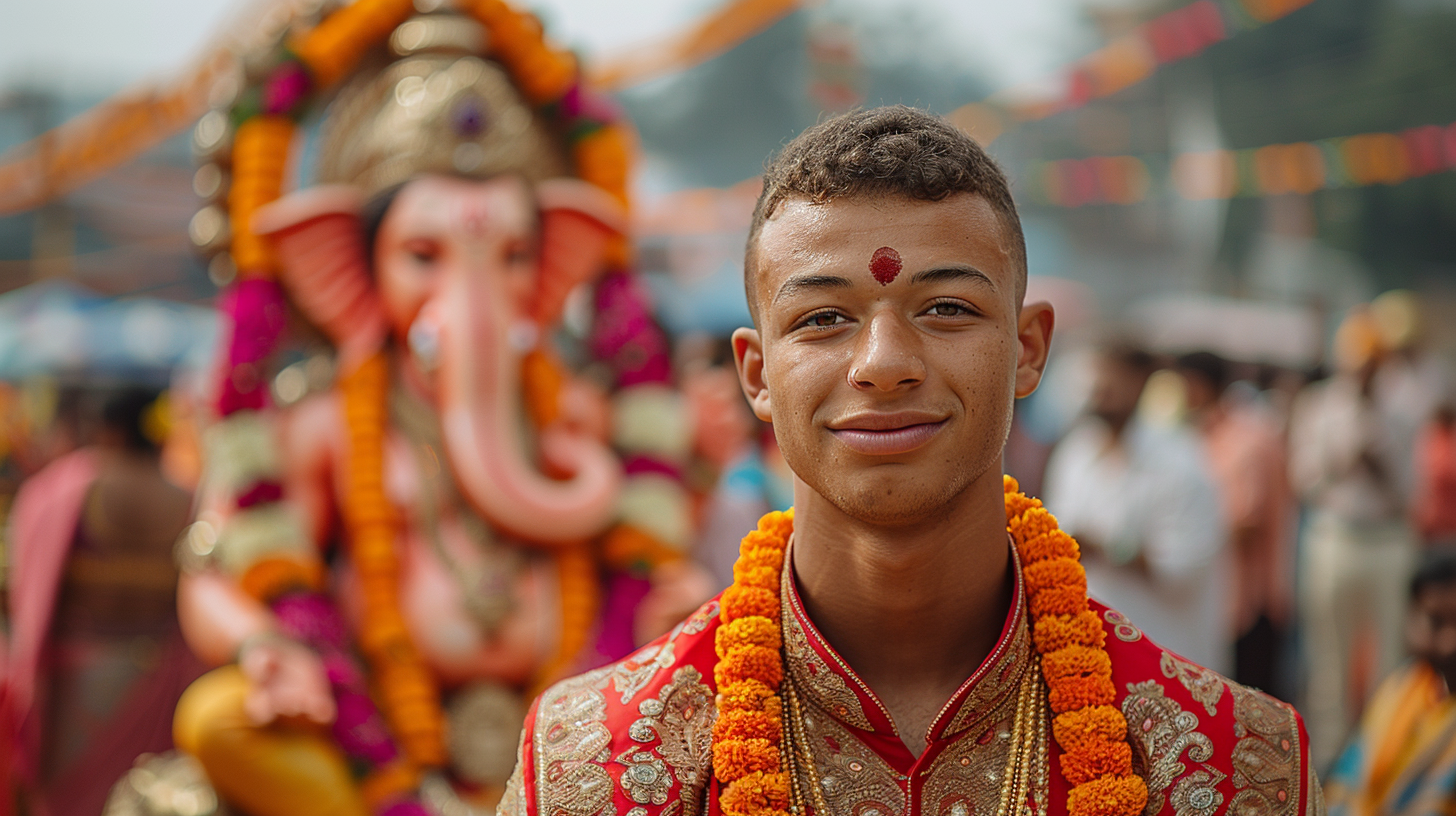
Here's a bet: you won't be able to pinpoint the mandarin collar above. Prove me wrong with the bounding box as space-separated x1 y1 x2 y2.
780 535 1032 744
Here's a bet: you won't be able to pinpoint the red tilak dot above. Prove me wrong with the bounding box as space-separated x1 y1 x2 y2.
869 246 902 285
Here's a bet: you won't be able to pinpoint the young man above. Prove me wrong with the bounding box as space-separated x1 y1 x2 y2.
500 106 1319 816
1325 551 1456 816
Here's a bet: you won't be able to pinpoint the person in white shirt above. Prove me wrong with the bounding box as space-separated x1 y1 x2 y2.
1290 308 1418 771
1044 341 1231 674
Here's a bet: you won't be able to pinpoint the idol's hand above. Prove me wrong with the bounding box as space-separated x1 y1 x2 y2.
239 634 336 726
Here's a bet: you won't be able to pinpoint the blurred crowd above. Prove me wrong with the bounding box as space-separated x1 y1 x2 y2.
995 289 1456 778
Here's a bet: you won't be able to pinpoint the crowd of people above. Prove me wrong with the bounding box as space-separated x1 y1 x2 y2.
986 290 1456 783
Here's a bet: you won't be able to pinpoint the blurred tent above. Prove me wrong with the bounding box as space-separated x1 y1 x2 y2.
0 280 216 383
1129 294 1322 369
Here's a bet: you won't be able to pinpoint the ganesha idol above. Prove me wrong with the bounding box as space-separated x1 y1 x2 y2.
160 5 713 816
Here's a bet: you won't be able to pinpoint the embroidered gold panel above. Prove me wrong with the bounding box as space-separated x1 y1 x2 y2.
1122 680 1224 816
796 699 907 815
944 606 1032 738
535 666 617 816
1229 684 1302 816
624 666 716 816
1159 652 1226 718
782 569 878 732
922 712 1036 816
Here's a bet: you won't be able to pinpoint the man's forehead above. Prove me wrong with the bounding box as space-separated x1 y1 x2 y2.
754 193 1012 276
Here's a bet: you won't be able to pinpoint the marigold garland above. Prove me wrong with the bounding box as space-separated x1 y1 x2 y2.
1004 475 1148 816
713 509 793 816
711 484 1147 816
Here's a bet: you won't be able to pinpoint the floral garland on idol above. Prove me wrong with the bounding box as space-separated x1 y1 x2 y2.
196 0 684 806
710 478 1148 816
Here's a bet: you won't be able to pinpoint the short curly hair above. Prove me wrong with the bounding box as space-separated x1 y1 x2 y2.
744 105 1026 318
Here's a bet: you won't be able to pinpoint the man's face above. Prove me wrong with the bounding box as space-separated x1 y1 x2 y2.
1409 583 1456 686
1089 356 1149 429
733 193 1052 526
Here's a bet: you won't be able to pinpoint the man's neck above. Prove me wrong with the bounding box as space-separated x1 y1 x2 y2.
788 471 1013 757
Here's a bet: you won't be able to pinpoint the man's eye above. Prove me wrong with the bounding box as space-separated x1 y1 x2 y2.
805 311 846 328
928 302 970 317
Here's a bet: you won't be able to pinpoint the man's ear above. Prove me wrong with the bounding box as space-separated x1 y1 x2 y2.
532 178 628 324
732 327 773 423
1015 301 1056 399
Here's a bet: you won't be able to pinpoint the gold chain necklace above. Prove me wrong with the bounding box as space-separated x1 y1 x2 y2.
780 637 1048 816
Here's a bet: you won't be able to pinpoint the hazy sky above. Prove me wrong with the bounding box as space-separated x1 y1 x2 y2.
1 0 1095 97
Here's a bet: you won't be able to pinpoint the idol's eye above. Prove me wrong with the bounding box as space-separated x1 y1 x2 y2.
403 238 441 265
504 238 534 267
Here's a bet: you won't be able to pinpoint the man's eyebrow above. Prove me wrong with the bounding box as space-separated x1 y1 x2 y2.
773 274 853 304
908 265 996 288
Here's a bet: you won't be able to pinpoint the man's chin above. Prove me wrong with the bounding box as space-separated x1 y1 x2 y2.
820 480 963 528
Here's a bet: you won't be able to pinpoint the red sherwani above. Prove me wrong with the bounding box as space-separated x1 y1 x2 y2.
501 546 1321 816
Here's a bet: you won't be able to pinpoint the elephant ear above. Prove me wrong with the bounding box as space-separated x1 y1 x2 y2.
532 178 629 325
252 186 388 370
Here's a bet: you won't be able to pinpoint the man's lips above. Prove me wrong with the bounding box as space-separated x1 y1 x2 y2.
828 413 948 455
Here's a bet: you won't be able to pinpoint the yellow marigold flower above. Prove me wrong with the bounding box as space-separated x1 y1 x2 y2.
716 617 783 654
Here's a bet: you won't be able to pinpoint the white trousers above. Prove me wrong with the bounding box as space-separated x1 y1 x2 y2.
1299 510 1416 771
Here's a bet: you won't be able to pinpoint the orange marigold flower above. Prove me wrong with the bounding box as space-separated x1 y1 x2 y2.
1067 775 1149 816
732 563 780 591
1018 529 1081 564
1030 584 1088 618
1033 610 1106 654
738 540 786 571
716 617 782 654
715 645 784 689
1059 740 1134 785
713 709 784 744
1047 673 1116 714
1024 558 1086 594
718 679 779 713
720 770 790 814
1010 506 1058 543
721 587 779 623
1043 645 1113 683
1053 706 1129 751
712 738 780 779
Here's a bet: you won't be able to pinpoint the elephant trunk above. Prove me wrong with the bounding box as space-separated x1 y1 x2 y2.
435 259 622 545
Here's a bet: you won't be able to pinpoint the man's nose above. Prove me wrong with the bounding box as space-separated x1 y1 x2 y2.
848 312 926 392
